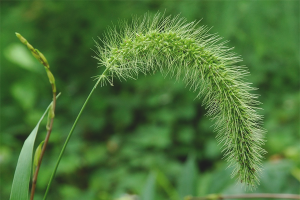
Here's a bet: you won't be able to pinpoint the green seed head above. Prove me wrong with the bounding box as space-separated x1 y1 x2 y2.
94 13 266 189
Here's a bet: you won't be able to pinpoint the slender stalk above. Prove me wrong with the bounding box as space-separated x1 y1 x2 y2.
43 68 108 200
186 193 300 200
15 33 58 200
30 91 56 200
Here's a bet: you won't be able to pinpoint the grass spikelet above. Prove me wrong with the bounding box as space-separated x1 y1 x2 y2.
94 12 266 189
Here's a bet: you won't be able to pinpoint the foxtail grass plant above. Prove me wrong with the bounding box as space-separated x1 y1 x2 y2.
46 13 266 194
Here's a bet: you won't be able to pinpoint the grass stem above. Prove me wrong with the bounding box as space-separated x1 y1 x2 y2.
43 68 108 200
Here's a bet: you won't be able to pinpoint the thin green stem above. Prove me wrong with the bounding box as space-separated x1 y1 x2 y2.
185 193 300 200
30 92 56 200
43 68 108 200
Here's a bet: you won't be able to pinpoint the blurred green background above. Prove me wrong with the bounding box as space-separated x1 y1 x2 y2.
1 1 299 200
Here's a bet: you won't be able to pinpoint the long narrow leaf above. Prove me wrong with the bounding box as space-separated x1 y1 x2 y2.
10 101 54 200
177 155 198 199
140 172 156 200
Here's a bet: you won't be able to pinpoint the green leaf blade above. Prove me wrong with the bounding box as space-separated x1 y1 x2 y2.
140 172 156 200
9 103 52 200
177 155 198 199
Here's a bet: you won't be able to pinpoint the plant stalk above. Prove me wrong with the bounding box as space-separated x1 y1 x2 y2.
30 91 56 200
43 68 108 200
15 32 58 200
185 193 300 200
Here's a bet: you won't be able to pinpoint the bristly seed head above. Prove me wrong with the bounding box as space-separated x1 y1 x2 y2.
93 12 266 189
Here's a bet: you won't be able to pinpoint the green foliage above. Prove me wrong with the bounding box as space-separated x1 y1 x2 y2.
1 1 299 200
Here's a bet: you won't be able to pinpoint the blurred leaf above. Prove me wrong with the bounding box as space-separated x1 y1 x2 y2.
196 172 212 196
9 101 52 200
207 165 235 193
59 185 81 200
204 139 221 160
291 168 300 182
83 144 107 166
57 153 81 174
259 160 298 193
11 80 37 110
140 172 156 200
4 43 42 73
177 155 198 199
131 125 171 149
177 126 194 144
155 168 178 200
